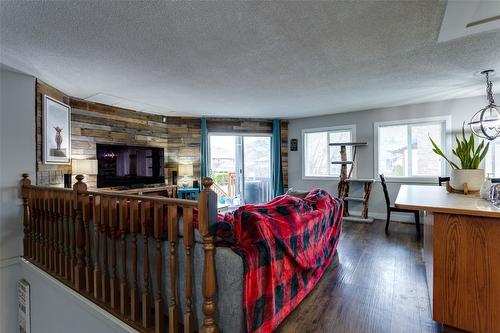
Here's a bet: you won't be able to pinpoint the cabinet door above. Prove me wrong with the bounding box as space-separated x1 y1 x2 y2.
433 213 500 332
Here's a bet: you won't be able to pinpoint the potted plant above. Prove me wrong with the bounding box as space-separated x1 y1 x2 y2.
430 125 489 191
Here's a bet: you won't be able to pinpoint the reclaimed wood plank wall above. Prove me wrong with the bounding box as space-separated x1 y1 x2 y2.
36 80 288 188
281 121 289 189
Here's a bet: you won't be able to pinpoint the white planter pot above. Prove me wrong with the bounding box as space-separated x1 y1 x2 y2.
449 169 485 191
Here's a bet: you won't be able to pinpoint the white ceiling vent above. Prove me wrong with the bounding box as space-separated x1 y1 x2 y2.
439 0 500 42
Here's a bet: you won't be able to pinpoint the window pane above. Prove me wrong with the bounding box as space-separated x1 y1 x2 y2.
378 125 408 177
485 139 499 177
243 136 271 178
329 130 352 176
411 124 443 177
304 131 328 176
495 144 500 178
209 135 239 198
210 136 236 173
244 136 271 203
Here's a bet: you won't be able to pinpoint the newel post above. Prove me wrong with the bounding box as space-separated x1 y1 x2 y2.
198 177 220 333
73 175 87 291
22 173 31 258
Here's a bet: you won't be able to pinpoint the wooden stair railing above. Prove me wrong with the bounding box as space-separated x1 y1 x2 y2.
21 173 219 333
210 181 228 199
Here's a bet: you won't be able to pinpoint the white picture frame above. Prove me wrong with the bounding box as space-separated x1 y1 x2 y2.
43 95 71 164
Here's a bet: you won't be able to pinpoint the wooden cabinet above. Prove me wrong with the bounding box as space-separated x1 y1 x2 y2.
396 185 500 333
433 213 500 333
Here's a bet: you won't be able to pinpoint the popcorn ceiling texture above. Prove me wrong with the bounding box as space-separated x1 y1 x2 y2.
1 1 499 118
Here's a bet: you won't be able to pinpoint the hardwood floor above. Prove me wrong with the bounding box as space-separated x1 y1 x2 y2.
277 220 441 333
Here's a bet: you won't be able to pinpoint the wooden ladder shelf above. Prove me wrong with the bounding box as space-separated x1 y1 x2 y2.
329 142 374 223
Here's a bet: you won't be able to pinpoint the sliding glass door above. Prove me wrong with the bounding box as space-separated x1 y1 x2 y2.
209 134 271 204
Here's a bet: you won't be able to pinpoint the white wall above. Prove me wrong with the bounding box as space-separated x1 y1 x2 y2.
0 66 36 333
287 94 498 221
19 259 136 333
0 67 133 333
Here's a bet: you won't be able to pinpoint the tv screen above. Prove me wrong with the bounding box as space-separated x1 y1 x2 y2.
96 144 165 188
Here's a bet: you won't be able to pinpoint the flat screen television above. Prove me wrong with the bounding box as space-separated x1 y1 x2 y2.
96 143 165 188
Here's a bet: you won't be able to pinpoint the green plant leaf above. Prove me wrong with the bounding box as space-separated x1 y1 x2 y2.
430 135 460 169
430 124 489 170
479 142 490 162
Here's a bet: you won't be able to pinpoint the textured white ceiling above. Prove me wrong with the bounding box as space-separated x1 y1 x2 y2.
1 1 500 118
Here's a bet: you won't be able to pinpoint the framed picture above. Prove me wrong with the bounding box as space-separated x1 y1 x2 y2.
43 95 71 164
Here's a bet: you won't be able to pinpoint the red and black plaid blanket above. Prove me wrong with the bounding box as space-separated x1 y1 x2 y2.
215 189 343 333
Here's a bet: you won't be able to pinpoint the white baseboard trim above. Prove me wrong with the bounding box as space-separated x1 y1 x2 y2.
349 210 417 223
20 258 139 333
0 256 21 268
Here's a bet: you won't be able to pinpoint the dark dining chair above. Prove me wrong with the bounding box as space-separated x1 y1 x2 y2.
438 177 450 186
379 174 421 240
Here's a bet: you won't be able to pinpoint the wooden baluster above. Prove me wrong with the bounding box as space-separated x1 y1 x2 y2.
47 190 53 271
32 189 39 263
21 174 31 258
36 190 42 264
130 200 139 322
183 207 194 333
70 189 77 284
93 195 102 299
43 190 49 268
119 198 128 316
40 190 45 266
153 202 164 333
83 194 92 294
73 175 87 291
168 205 179 333
45 190 49 268
198 178 220 333
109 196 118 308
52 191 58 274
27 188 34 260
141 200 151 328
41 190 46 266
58 192 65 276
53 190 59 273
51 190 58 272
101 196 110 303
64 192 72 281
62 192 67 277
37 190 43 264
52 191 59 273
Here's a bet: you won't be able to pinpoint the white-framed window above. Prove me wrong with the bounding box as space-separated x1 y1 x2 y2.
302 125 356 179
485 138 500 178
374 116 450 181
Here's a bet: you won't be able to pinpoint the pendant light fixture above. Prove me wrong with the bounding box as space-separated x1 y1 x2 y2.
468 70 500 141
